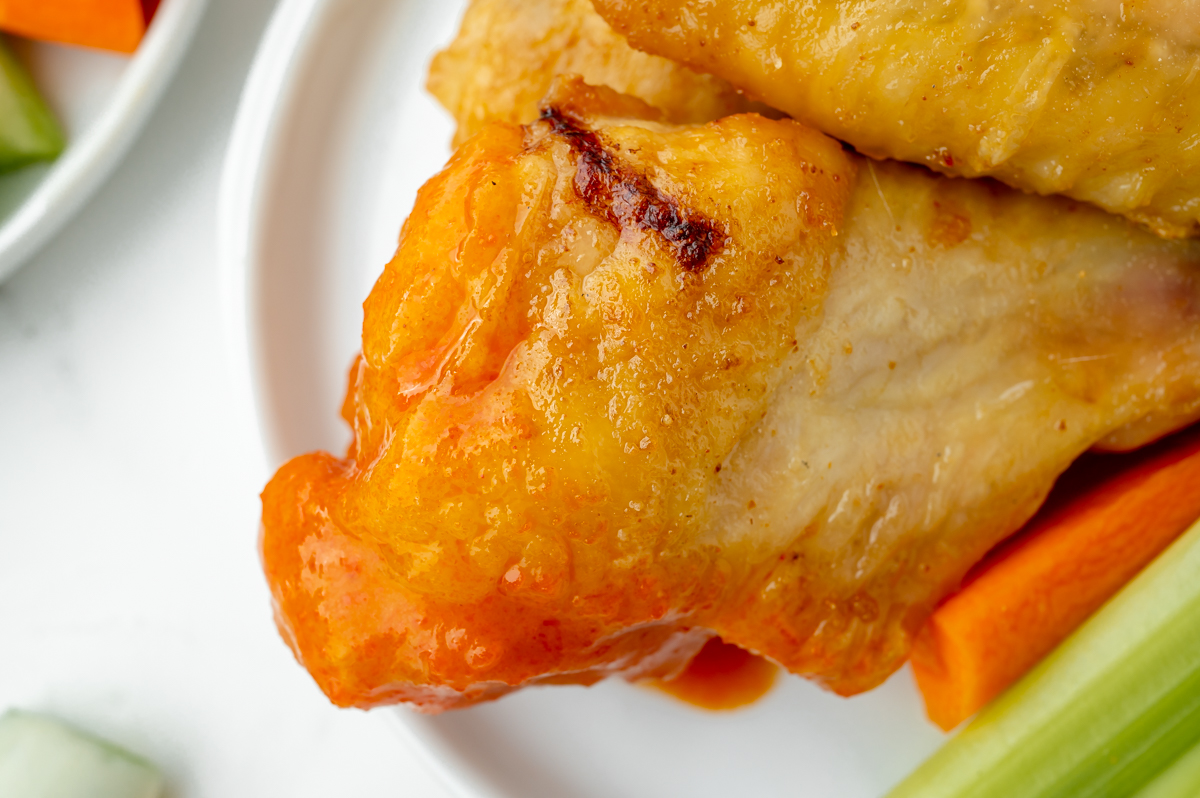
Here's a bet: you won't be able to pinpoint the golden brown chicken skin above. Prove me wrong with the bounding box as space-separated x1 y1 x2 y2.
261 79 1200 711
427 0 769 148
593 0 1200 239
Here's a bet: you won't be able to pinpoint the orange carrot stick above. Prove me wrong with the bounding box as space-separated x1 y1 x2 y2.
911 425 1200 732
0 0 147 55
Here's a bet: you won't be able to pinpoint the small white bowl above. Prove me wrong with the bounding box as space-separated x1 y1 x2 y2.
0 0 209 284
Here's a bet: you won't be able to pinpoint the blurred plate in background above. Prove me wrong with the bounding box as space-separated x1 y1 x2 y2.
0 0 208 284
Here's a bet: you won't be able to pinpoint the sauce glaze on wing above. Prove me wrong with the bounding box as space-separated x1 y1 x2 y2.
261 79 1200 711
593 0 1200 238
262 79 851 710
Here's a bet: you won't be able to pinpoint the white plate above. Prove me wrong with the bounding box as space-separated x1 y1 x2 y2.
0 0 208 283
218 0 948 795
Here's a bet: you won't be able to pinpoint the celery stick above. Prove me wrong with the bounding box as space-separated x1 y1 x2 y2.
888 517 1200 798
0 710 163 798
1137 736 1200 798
0 38 65 174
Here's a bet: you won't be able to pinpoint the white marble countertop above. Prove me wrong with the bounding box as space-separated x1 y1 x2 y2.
0 1 453 794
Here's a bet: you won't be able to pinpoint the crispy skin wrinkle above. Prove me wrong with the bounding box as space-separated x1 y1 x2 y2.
593 0 1200 239
261 80 1200 711
427 0 768 148
710 161 1200 693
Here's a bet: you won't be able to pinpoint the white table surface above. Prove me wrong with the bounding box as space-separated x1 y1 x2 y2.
0 0 453 794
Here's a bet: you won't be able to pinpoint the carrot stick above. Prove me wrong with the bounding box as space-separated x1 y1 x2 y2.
0 0 147 55
911 425 1200 732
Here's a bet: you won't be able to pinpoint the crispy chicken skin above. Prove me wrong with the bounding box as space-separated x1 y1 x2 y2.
592 0 1200 239
427 0 768 148
261 78 1200 712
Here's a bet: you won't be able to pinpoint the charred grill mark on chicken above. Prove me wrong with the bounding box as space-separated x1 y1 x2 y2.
540 105 724 273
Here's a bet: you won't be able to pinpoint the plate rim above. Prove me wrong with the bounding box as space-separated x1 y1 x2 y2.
0 0 210 284
216 1 497 796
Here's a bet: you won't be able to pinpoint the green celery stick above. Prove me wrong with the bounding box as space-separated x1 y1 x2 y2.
888 516 1200 798
0 710 163 798
0 37 64 174
1137 736 1200 798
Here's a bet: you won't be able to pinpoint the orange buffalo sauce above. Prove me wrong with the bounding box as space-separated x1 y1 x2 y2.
651 637 778 710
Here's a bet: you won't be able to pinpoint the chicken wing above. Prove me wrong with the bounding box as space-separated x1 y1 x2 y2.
592 0 1200 239
261 78 1200 711
427 0 769 148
